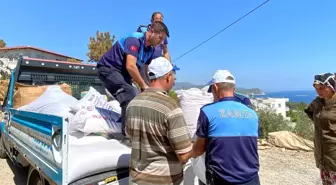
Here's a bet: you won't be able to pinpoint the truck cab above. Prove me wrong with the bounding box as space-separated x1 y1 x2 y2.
0 57 130 185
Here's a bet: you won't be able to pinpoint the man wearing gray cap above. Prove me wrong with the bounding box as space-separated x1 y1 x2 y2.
193 70 260 185
125 57 193 185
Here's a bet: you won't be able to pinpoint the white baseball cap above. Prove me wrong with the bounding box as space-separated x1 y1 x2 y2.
148 57 180 80
207 69 235 92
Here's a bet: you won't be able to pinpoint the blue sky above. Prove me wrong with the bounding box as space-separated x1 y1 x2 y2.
1 0 335 91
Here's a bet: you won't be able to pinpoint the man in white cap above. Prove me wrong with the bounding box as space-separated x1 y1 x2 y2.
193 70 260 185
125 57 193 185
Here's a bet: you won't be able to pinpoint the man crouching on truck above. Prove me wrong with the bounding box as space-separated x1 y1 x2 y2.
125 57 193 185
96 21 169 143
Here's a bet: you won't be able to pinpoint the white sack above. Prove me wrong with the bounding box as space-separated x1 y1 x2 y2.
183 160 200 185
191 154 206 184
67 135 131 183
18 85 78 118
71 87 120 113
107 100 121 114
71 105 122 135
176 87 213 139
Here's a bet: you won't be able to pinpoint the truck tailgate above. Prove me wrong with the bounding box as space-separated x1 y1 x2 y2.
7 108 67 185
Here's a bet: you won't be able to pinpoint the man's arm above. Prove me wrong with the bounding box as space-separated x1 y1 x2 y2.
304 98 322 121
167 108 193 164
192 109 208 158
124 38 148 89
143 64 150 85
162 38 171 61
162 44 171 61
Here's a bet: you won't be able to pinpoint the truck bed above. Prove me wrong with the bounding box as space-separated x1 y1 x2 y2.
1 57 131 185
7 108 131 184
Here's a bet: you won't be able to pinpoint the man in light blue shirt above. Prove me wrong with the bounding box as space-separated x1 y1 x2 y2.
193 70 260 185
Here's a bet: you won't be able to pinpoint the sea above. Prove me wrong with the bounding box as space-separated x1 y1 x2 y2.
253 90 317 104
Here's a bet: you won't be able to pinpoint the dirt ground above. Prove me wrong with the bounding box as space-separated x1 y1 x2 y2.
258 147 320 185
0 147 320 185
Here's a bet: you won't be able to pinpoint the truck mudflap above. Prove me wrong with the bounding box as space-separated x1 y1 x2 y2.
7 109 67 185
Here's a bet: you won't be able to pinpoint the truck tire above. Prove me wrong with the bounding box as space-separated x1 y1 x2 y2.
28 168 43 185
0 133 7 159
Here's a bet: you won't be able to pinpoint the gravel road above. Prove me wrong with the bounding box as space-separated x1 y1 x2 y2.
0 147 320 185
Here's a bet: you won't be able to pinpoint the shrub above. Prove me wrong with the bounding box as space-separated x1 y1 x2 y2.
291 111 314 141
168 90 180 104
256 109 292 139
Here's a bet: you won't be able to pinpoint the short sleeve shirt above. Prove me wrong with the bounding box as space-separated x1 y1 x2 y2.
126 88 192 185
196 97 260 183
97 33 154 79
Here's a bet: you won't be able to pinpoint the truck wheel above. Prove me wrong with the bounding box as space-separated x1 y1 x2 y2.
28 170 43 185
0 133 7 159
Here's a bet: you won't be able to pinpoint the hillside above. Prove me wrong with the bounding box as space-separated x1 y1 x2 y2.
174 82 264 95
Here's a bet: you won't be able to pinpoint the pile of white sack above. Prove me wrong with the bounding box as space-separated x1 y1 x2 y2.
175 86 213 140
176 86 213 184
18 84 213 183
18 85 123 137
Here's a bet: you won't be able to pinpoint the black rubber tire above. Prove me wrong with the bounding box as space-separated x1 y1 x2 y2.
0 132 7 159
29 171 43 185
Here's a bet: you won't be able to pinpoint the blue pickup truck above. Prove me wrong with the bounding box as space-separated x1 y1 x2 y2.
0 57 130 185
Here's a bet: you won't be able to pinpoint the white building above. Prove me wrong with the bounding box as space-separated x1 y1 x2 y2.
0 46 82 69
251 97 290 120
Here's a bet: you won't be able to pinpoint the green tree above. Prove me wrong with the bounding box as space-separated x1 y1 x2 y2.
87 31 115 62
67 58 81 63
286 102 298 110
291 111 314 140
295 102 308 111
0 39 6 48
168 90 180 104
256 109 291 138
286 101 308 111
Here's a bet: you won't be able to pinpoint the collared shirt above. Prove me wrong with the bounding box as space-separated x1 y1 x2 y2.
137 24 168 59
97 32 154 80
234 92 252 108
125 88 192 185
196 96 260 183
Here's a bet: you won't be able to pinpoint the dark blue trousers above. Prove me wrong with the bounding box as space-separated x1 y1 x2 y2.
97 65 136 136
204 171 260 185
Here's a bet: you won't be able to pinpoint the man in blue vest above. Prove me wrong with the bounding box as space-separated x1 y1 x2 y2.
137 12 170 61
193 70 260 185
137 12 171 86
97 21 169 141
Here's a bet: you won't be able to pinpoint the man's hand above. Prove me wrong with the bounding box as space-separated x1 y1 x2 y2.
140 85 149 92
126 55 147 88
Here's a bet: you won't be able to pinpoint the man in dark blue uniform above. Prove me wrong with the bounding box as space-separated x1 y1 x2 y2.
97 21 169 141
137 12 171 86
137 12 170 61
193 70 260 185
